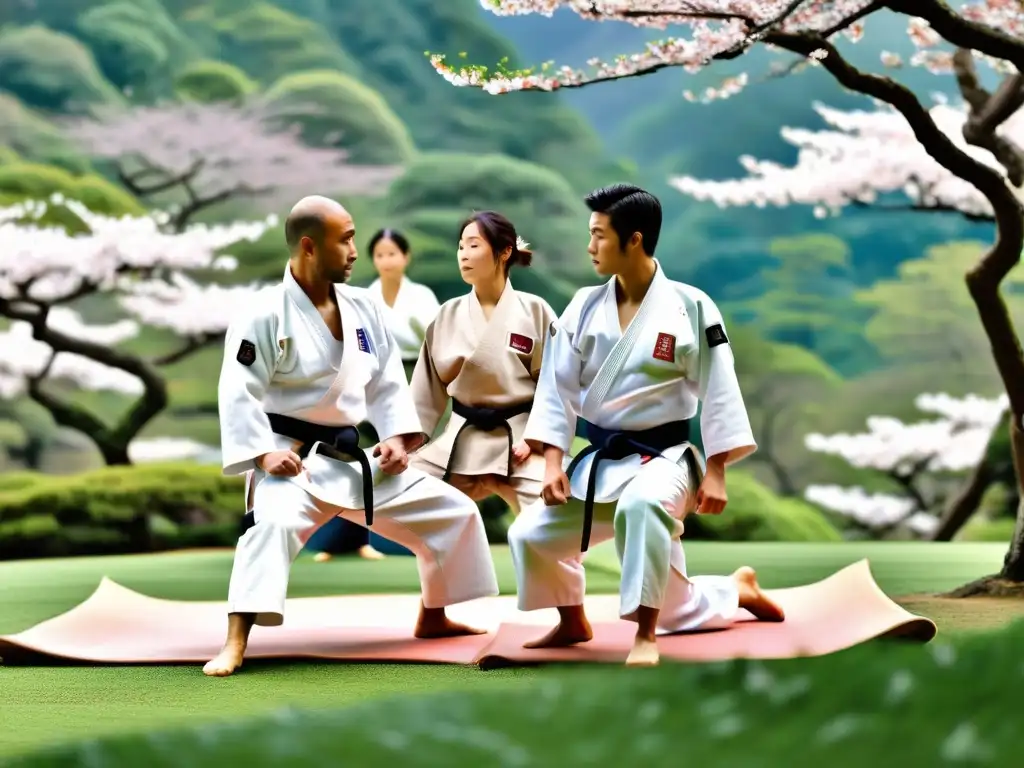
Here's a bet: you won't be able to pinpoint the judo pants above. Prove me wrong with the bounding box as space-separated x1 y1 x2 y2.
507 455 740 634
227 472 500 626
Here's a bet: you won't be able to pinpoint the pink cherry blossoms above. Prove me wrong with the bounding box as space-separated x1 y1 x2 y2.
671 99 1020 219
61 101 402 230
0 196 271 396
431 1 1019 99
803 392 1008 536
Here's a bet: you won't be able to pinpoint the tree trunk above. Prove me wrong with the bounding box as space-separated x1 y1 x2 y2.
930 458 994 541
97 439 132 467
999 419 1024 580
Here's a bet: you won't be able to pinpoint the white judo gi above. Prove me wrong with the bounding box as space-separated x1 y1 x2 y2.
509 260 756 634
219 265 499 627
366 276 440 364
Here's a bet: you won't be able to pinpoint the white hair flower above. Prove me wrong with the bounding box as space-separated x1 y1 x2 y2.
516 235 530 251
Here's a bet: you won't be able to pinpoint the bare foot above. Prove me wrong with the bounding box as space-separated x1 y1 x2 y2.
625 635 660 667
202 642 246 677
414 605 487 638
313 552 333 563
733 566 786 622
357 544 386 560
523 611 593 649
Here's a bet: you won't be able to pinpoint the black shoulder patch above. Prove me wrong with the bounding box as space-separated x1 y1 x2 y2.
236 339 256 366
705 323 728 348
549 322 557 338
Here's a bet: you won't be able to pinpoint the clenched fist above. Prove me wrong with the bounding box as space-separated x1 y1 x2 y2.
257 450 304 477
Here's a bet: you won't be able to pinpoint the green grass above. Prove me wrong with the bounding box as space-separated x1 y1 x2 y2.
0 542 1015 761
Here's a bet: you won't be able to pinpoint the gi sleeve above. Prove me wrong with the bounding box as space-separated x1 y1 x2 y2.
364 301 427 449
218 307 280 476
522 294 584 455
408 319 449 439
687 296 756 464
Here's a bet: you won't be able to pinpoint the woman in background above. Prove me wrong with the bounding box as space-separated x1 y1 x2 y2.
309 227 440 563
366 228 441 380
409 210 556 518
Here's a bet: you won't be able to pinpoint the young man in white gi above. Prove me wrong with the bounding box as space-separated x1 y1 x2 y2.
204 196 498 677
509 183 785 667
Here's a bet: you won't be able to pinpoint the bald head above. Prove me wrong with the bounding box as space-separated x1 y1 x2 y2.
284 195 349 252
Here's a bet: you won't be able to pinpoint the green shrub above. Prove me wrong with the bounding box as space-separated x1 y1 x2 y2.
0 462 244 559
0 24 125 114
0 162 144 220
262 69 415 164
174 59 258 103
0 93 90 173
684 469 841 542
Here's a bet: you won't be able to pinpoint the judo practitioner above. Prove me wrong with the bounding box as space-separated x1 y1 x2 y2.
366 227 441 381
508 184 785 667
203 195 498 677
409 211 557 516
310 228 438 563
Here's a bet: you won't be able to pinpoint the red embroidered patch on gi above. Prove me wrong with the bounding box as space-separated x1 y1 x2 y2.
652 332 675 362
640 455 653 465
509 333 534 354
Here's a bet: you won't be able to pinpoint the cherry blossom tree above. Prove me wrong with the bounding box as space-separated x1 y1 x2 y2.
61 100 402 232
804 392 1007 538
432 0 1024 594
0 196 271 465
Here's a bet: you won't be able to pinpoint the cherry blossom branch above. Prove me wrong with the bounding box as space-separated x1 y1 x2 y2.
952 48 1024 186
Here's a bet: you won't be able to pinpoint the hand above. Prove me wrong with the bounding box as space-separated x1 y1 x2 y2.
695 468 727 515
541 465 571 507
258 450 304 478
373 437 409 476
511 440 531 465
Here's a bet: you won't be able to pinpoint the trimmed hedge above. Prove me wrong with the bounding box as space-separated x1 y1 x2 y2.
0 462 242 559
0 456 840 560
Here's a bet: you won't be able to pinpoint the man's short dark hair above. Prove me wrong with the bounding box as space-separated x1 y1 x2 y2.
284 212 325 251
584 183 662 256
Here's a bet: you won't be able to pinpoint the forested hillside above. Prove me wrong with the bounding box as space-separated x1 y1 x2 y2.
0 0 1014 540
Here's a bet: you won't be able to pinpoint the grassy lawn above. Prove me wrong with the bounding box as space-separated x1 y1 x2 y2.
0 541 1020 761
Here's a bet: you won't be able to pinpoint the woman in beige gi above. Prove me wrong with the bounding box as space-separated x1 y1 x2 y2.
409 211 556 516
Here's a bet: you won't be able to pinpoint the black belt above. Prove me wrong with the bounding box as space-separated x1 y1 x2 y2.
443 398 533 482
565 419 690 553
239 413 374 535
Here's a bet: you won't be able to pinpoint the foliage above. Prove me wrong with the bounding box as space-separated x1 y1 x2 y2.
0 24 126 114
0 162 144 216
0 197 270 463
684 468 842 542
804 393 1008 538
74 0 200 100
262 70 416 164
0 461 243 559
173 59 258 103
180 1 363 85
0 93 90 174
855 241 1024 376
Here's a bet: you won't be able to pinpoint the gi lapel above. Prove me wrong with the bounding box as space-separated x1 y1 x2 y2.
465 280 518 371
581 261 667 415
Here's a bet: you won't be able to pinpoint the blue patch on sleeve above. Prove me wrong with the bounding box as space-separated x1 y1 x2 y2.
355 328 372 354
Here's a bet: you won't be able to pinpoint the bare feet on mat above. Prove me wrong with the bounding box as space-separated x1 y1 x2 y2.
313 552 332 563
733 566 786 622
523 606 593 648
203 642 246 677
414 605 487 638
625 634 660 667
358 544 386 560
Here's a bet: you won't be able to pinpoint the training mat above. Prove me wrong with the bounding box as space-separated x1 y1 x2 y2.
0 559 935 666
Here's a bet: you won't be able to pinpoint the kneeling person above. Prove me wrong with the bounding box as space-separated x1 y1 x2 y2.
508 184 784 667
204 196 498 677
